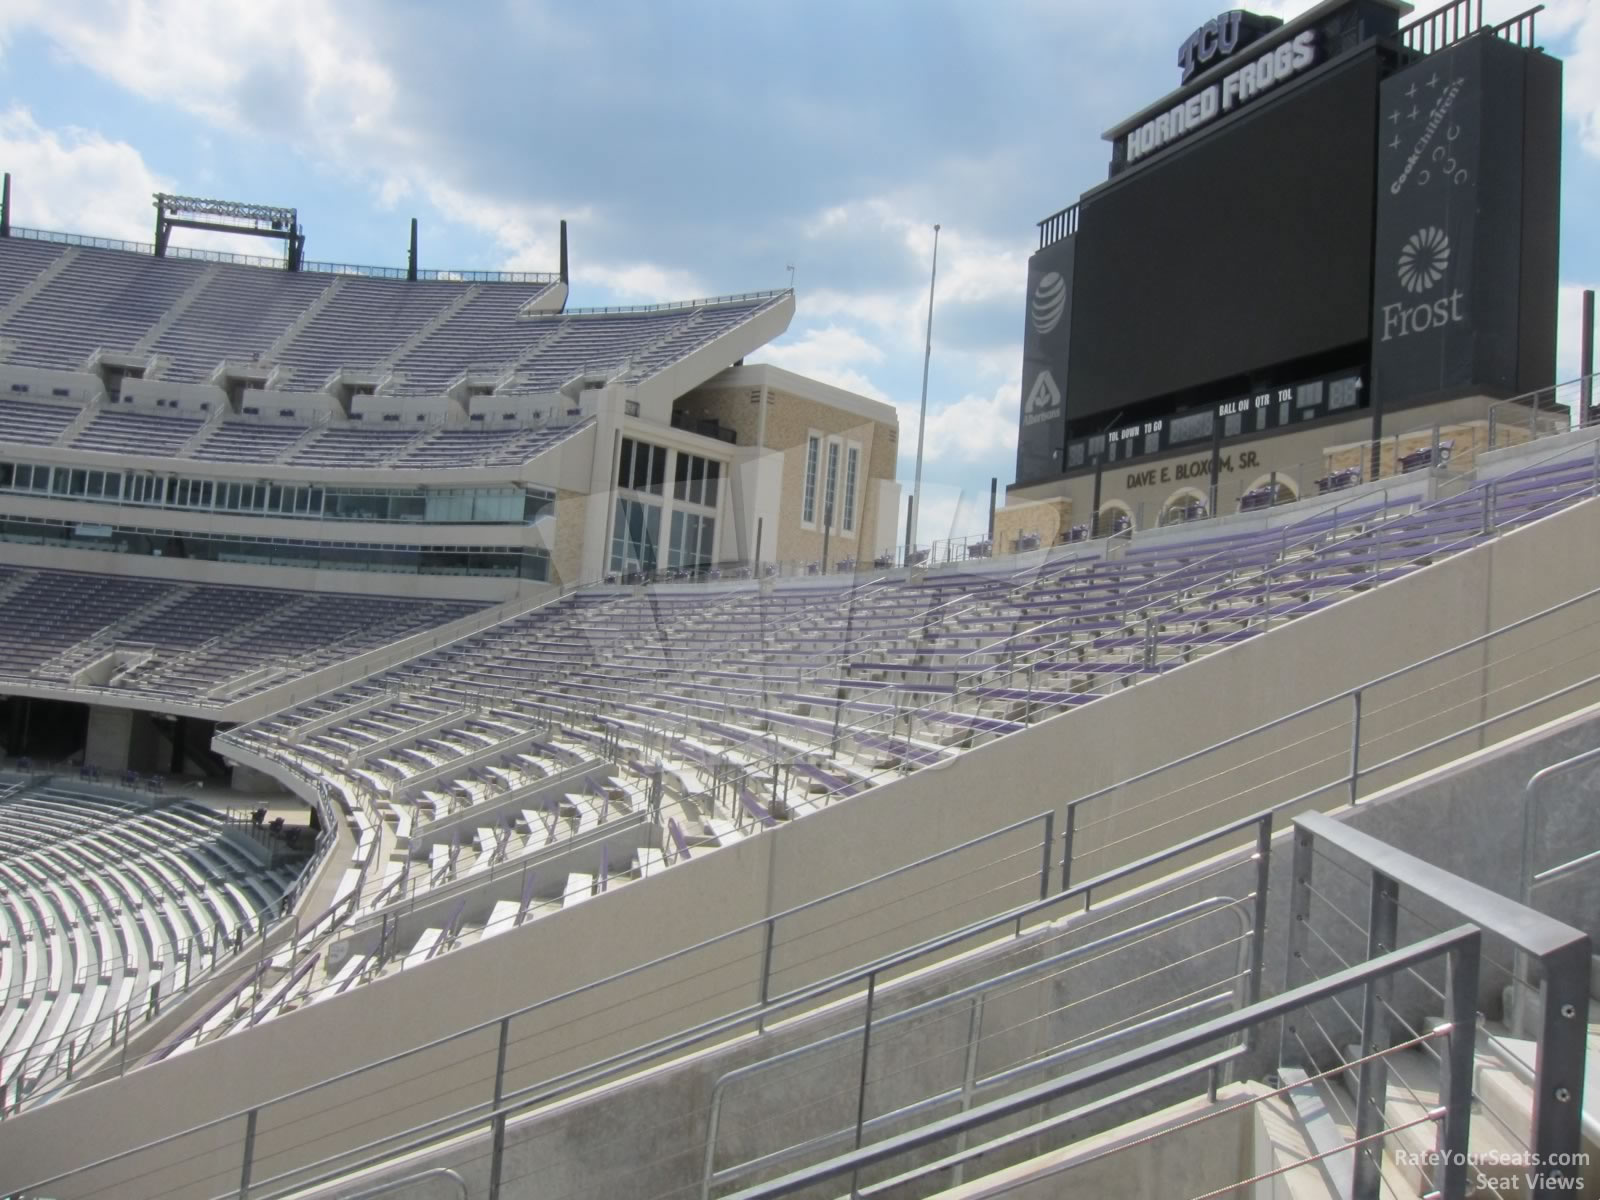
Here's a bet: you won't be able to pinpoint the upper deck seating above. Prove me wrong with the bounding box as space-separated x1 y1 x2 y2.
1 247 207 370
149 266 333 383
0 239 69 310
270 278 470 386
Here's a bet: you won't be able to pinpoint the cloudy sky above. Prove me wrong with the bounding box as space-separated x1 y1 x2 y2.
0 0 1595 546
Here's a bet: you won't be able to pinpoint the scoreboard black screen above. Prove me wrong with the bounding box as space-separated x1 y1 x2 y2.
1067 50 1379 418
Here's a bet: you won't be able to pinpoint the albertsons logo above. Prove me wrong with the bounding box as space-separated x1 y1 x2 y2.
1031 272 1067 335
1023 370 1061 426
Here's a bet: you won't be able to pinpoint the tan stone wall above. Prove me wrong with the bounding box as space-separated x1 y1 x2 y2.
680 384 898 566
552 488 587 587
993 498 1072 553
1322 419 1535 478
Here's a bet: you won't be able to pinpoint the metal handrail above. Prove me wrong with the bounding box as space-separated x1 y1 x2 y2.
5 224 558 284
1520 744 1600 902
1293 810 1590 1200
1063 575 1600 883
555 289 790 317
720 928 1484 1199
214 816 1272 1200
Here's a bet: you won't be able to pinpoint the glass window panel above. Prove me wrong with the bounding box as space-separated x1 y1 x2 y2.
705 460 719 508
843 448 858 532
823 442 840 528
803 436 820 524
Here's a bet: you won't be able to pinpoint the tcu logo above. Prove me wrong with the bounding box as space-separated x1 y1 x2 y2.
1178 9 1279 83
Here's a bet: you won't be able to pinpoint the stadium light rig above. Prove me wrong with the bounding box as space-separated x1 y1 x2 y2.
153 193 305 270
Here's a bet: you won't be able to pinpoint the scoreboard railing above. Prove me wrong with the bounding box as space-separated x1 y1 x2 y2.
1036 203 1079 250
1399 0 1544 56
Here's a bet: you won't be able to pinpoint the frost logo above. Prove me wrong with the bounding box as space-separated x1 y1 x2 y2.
1381 226 1465 343
1031 272 1067 335
1397 226 1450 294
1023 370 1062 426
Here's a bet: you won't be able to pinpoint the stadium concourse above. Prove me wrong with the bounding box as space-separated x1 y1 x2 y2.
0 207 1596 1196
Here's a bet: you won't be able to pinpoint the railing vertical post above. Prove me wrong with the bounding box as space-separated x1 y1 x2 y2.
1278 829 1316 1073
488 1017 511 1200
757 918 776 1033
1037 810 1054 904
1531 939 1591 1199
949 993 987 1187
238 1107 259 1200
1245 814 1272 1021
849 970 878 1199
1348 690 1363 805
1435 934 1481 1200
1060 804 1076 893
1351 871 1399 1200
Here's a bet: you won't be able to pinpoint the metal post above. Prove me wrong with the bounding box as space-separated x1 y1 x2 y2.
907 225 941 554
1037 811 1055 905
1531 939 1591 1199
1435 935 1481 1200
1278 830 1316 1072
1060 804 1077 892
488 1017 511 1200
1580 290 1594 429
950 993 987 1187
1351 871 1399 1200
849 971 878 1198
1348 690 1363 805
1244 814 1273 1020
757 919 776 1032
238 1108 259 1200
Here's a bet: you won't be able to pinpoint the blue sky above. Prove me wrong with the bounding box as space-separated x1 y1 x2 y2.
0 0 1594 545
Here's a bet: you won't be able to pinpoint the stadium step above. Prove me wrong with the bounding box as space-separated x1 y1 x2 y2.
134 264 220 359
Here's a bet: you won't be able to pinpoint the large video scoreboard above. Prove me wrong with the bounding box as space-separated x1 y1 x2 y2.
1015 0 1562 488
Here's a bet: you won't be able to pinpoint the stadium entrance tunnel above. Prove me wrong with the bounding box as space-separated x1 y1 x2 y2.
0 696 229 779
1 694 87 763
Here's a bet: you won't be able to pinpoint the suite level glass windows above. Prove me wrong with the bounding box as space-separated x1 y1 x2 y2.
0 461 552 525
0 514 553 580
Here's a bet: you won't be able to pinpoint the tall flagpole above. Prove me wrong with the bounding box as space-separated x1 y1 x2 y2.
908 223 940 558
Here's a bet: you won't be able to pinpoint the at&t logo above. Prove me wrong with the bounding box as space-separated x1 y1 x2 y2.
1023 370 1062 426
1031 272 1067 335
1381 226 1464 342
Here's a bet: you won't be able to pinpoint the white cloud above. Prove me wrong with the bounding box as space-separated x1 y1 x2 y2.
895 372 1021 468
0 107 172 242
12 0 401 159
756 325 890 399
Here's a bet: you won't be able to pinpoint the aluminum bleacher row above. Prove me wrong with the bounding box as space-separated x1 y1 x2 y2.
192 444 1600 1040
0 567 486 704
0 774 298 1108
0 237 786 406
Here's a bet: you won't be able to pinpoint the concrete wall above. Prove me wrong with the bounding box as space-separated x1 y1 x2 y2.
2 495 1597 1198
